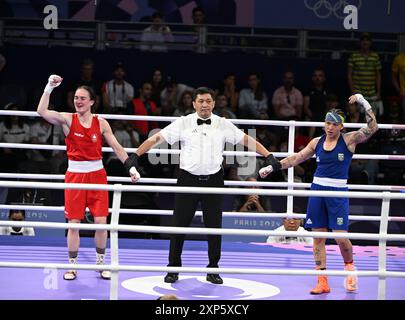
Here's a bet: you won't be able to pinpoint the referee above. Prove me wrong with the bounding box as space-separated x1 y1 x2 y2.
125 87 280 284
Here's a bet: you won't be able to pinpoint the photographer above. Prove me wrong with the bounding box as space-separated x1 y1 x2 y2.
233 177 271 212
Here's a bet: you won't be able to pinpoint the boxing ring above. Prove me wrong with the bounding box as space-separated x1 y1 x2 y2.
1 110 405 300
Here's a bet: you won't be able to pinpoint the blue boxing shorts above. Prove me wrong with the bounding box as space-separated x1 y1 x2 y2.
305 183 349 230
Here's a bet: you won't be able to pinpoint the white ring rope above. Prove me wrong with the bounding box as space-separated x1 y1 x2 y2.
1 172 404 191
3 204 405 222
1 142 404 161
1 261 403 278
2 110 405 130
1 220 405 241
1 180 405 199
1 204 405 222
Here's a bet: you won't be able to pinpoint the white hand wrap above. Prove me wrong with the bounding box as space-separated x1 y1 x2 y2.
259 165 273 179
44 75 61 94
355 93 372 111
130 167 141 181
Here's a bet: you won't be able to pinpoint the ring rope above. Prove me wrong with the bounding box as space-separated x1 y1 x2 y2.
1 180 405 199
2 110 405 130
1 220 405 241
1 261 402 278
1 142 404 160
1 204 405 222
1 172 404 191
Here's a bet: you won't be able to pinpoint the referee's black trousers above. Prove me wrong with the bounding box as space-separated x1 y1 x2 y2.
168 169 224 269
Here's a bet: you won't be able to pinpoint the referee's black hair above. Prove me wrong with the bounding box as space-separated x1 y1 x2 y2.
192 87 215 101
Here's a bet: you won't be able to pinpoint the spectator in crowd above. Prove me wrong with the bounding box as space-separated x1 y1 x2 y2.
272 71 303 120
266 216 312 244
325 93 340 112
172 91 195 117
345 99 365 131
256 125 277 151
0 104 29 173
6 165 52 206
216 73 239 114
303 68 335 138
213 93 236 119
150 69 166 107
348 32 383 118
191 6 207 53
383 96 404 125
392 50 405 118
101 63 134 114
130 81 160 141
233 177 271 212
140 12 174 52
239 73 269 120
66 59 101 112
160 76 194 116
26 117 55 173
192 6 205 25
294 127 313 182
0 209 35 236
378 96 405 185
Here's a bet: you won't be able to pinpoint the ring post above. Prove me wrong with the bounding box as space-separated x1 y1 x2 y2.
109 185 122 300
287 121 296 216
377 191 390 300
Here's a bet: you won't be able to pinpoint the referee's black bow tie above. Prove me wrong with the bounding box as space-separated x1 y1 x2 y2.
197 118 211 125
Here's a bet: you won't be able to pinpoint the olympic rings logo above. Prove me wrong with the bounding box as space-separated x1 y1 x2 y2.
304 0 362 19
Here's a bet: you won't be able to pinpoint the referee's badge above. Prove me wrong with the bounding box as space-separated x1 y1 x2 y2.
337 217 343 226
338 153 344 161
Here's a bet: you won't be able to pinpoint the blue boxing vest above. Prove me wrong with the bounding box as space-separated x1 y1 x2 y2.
313 134 353 186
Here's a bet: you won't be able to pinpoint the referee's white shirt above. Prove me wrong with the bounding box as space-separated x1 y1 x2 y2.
160 113 245 175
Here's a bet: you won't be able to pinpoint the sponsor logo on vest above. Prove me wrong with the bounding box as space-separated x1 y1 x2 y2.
316 156 320 162
74 132 84 138
338 153 344 161
91 134 97 143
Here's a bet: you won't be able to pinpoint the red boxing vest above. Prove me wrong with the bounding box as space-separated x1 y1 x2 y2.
65 114 103 161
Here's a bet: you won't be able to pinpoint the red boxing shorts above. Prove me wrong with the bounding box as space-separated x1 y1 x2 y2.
64 168 109 220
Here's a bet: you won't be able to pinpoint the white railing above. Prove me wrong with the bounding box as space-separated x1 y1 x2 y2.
0 180 405 300
1 18 401 58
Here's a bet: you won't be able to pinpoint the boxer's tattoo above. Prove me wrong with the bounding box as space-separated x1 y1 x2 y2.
349 108 378 144
281 142 316 169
